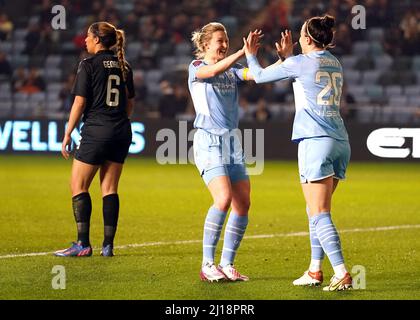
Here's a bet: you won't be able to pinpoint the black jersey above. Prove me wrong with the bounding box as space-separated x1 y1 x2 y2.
72 50 135 141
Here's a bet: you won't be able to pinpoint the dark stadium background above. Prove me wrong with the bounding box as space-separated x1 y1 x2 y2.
0 0 419 160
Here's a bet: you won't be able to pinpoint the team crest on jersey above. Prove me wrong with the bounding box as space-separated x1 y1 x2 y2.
193 60 203 67
226 70 235 81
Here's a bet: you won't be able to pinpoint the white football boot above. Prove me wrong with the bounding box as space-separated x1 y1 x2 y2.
219 264 249 282
200 262 227 282
293 270 323 286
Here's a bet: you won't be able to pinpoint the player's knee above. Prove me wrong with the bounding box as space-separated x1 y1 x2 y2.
214 194 232 212
70 178 89 196
234 199 250 215
101 184 118 196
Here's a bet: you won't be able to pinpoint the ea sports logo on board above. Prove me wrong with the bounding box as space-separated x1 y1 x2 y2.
367 128 420 158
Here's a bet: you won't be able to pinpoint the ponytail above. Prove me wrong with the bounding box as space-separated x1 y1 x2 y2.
115 29 128 82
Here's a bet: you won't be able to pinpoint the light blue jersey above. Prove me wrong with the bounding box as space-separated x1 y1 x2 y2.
247 51 348 142
188 60 248 135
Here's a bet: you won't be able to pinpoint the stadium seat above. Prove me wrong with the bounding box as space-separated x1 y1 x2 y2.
362 70 381 85
392 56 412 71
355 56 375 71
407 95 420 107
347 85 365 97
13 92 29 101
47 91 60 102
144 69 163 95
341 55 358 70
0 90 11 99
413 55 420 70
75 16 89 31
378 71 397 86
14 101 30 117
376 106 394 123
126 42 142 60
0 101 11 116
388 95 408 107
370 41 383 56
29 92 46 102
404 85 420 96
176 55 191 66
344 70 361 85
374 55 393 71
367 28 384 41
393 108 413 123
175 42 191 56
47 83 63 93
0 82 11 91
355 105 375 123
11 54 29 69
366 85 385 104
354 95 370 104
385 85 403 97
45 68 62 81
13 40 26 55
45 55 62 68
220 15 238 34
47 101 65 119
398 72 417 86
13 28 27 41
161 56 178 70
353 41 370 56
47 100 63 112
0 41 13 54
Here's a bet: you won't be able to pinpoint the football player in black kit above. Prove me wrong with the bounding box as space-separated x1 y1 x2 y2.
55 22 135 257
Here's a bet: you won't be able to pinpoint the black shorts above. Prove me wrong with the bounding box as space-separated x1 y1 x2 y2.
74 137 132 165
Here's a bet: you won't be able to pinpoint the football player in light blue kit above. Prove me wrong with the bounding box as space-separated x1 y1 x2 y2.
188 22 260 282
244 15 353 291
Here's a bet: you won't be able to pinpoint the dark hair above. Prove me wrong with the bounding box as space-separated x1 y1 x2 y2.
305 15 336 49
88 22 128 81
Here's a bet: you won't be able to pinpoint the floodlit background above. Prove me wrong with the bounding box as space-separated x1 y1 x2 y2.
0 0 419 300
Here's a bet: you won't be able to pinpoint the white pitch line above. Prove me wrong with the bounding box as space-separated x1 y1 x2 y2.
1 224 420 260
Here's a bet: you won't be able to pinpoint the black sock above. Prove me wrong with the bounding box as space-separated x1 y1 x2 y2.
72 192 92 247
103 194 119 247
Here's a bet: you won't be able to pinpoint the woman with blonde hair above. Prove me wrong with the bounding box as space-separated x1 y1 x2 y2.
188 22 260 282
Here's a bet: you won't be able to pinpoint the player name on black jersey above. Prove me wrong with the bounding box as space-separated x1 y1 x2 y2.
103 60 120 68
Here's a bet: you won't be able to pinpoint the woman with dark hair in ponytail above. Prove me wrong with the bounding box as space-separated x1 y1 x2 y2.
244 15 353 291
55 22 135 258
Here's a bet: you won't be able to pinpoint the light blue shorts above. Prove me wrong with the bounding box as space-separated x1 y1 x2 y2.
298 137 350 183
193 129 249 186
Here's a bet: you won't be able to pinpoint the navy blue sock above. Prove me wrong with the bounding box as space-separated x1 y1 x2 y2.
72 192 92 247
103 194 119 247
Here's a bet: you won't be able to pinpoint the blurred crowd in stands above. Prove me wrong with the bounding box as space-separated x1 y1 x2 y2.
0 0 419 123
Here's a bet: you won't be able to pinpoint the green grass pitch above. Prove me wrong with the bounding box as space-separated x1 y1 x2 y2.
0 155 419 300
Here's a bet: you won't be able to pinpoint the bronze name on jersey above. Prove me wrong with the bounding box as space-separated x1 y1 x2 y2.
103 60 120 68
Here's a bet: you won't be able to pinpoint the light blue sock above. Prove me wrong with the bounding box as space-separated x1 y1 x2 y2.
202 206 227 265
307 206 325 261
220 212 248 267
311 212 345 267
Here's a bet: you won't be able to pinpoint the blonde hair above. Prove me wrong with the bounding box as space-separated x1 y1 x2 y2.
89 21 129 81
191 22 227 59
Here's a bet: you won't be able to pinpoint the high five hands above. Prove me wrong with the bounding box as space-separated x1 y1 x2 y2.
243 29 294 60
243 29 263 56
275 30 294 60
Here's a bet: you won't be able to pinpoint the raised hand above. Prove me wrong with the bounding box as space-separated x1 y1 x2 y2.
275 30 294 60
243 29 263 57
